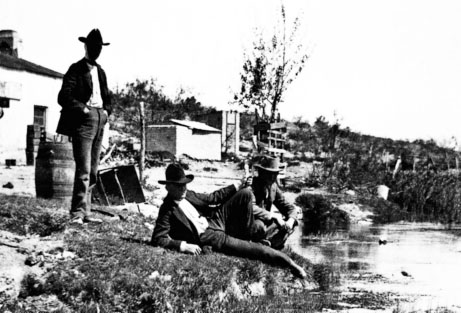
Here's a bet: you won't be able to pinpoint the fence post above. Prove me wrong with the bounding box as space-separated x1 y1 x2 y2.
139 101 146 182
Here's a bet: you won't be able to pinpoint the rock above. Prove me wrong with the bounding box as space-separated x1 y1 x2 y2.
247 281 265 296
148 271 172 282
2 182 13 189
148 271 159 280
62 251 76 259
345 190 356 196
138 203 159 219
25 254 40 266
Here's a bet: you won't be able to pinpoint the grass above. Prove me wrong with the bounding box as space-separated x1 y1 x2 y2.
0 194 340 313
388 171 461 224
0 195 68 236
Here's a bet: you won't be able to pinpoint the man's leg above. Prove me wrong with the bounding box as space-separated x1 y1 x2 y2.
251 219 268 242
70 136 93 219
199 228 306 278
265 223 293 250
87 108 106 207
70 108 102 220
211 188 254 240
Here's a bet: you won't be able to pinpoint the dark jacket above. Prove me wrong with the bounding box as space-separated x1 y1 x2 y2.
251 177 298 224
151 185 237 250
56 58 112 136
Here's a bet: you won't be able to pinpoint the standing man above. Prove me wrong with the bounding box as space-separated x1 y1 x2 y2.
57 29 111 225
251 156 299 249
151 164 307 279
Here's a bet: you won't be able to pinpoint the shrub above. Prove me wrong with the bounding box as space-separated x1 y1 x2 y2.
295 193 350 234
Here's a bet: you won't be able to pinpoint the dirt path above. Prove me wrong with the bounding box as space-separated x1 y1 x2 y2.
0 230 64 300
0 165 35 197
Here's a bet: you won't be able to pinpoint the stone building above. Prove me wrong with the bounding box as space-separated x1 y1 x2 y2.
0 30 63 164
146 119 222 160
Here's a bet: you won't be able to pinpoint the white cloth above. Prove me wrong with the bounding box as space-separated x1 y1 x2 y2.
87 65 103 108
176 199 209 235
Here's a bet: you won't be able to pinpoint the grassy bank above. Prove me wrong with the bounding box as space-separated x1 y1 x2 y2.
0 194 339 312
307 152 461 225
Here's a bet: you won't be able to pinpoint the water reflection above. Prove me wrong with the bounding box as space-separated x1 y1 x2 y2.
287 221 461 311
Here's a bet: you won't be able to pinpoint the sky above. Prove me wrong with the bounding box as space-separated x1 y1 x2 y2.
2 0 461 147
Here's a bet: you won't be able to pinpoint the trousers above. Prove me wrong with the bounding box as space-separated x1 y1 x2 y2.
199 189 295 270
70 107 107 217
252 219 293 250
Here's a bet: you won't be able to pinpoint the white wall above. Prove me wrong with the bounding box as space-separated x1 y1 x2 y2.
0 67 62 164
176 126 221 160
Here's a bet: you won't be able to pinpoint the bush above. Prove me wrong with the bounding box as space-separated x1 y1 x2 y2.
295 193 350 234
358 197 407 224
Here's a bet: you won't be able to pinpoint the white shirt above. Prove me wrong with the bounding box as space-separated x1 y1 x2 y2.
87 64 103 108
176 199 209 236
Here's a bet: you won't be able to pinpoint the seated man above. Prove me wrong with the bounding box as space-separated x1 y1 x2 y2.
151 163 306 278
250 156 299 249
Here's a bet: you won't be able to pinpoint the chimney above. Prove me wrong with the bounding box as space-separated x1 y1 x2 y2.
0 30 22 57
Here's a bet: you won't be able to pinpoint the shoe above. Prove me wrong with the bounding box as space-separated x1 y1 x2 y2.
291 264 307 279
70 216 84 225
83 216 103 224
259 239 271 247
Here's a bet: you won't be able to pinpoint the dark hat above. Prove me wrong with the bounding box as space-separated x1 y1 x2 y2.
254 156 281 173
158 164 194 185
78 29 110 46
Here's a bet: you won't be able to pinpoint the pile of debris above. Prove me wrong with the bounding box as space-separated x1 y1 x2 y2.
100 143 176 169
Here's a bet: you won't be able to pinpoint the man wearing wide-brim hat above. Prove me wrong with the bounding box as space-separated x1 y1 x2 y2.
250 155 299 249
57 28 112 225
151 163 307 279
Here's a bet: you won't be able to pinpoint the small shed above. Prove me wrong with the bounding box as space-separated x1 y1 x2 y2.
196 110 240 155
146 119 222 160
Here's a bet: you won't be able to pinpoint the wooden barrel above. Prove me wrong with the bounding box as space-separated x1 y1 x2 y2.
35 141 75 201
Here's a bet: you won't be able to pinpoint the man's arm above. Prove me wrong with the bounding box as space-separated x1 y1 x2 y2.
273 185 298 228
150 205 183 250
193 184 237 206
57 64 87 112
251 190 273 222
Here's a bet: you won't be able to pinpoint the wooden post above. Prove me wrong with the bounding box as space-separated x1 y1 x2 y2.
139 101 146 183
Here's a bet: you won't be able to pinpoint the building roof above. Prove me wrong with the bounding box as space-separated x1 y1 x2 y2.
170 119 221 133
0 52 63 79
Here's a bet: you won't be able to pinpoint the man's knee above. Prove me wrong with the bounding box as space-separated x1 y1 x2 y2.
235 188 252 202
251 219 267 241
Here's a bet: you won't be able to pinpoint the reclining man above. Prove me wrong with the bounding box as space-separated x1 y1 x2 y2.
151 164 306 278
250 156 299 249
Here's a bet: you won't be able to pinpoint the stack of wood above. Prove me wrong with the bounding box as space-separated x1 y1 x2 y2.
25 125 57 165
26 124 41 166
